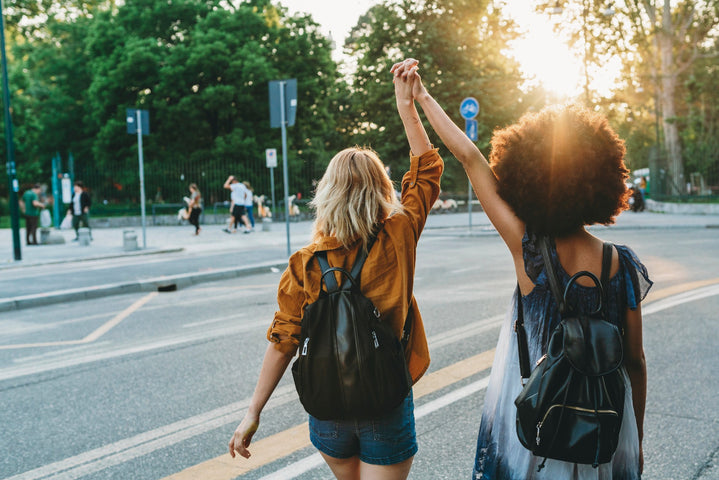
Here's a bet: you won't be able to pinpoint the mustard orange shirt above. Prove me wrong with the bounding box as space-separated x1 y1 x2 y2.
267 148 443 383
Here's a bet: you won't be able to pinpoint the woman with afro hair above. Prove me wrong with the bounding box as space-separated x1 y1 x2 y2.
392 58 652 480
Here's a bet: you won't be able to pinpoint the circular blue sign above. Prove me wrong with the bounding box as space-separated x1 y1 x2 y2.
460 97 479 119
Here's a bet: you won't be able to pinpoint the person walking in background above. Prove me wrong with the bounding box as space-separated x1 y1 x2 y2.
392 58 650 479
69 181 91 241
187 183 202 235
228 64 443 479
22 184 45 246
223 175 251 233
242 181 255 229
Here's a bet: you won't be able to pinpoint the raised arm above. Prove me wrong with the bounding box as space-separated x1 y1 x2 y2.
391 59 525 258
394 68 433 157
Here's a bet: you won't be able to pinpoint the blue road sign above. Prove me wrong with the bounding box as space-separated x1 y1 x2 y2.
126 109 150 135
465 119 478 141
460 97 479 120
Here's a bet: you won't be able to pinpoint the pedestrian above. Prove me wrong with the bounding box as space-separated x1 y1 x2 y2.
187 183 202 235
69 181 92 241
21 183 45 246
391 58 652 479
228 66 443 479
222 175 251 233
242 181 255 228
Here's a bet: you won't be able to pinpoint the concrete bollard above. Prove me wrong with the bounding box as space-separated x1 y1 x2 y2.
77 227 92 246
262 217 272 232
40 228 66 245
123 229 139 251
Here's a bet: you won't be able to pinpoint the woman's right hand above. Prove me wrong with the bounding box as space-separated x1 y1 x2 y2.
228 412 260 459
391 58 427 101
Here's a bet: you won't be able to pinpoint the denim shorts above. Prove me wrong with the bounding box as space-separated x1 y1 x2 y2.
308 391 418 465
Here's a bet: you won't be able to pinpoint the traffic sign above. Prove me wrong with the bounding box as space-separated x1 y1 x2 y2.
269 79 297 128
266 148 278 168
460 97 479 119
465 119 478 142
126 109 150 135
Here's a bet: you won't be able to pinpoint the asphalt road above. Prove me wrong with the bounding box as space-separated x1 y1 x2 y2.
1 228 718 480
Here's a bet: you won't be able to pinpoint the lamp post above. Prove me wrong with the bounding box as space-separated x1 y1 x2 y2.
0 0 21 260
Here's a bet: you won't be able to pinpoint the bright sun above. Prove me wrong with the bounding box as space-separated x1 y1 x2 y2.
505 2 620 101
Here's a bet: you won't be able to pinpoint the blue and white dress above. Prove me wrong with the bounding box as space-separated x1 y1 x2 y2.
472 232 653 480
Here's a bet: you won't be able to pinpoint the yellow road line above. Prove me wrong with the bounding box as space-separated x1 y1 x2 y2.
0 292 158 350
643 277 719 304
162 348 497 480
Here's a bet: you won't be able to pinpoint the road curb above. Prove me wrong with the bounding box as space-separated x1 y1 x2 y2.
0 247 185 271
0 260 288 312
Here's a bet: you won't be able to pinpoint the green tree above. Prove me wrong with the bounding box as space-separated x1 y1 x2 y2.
542 0 719 195
81 0 349 205
344 0 527 194
681 50 719 193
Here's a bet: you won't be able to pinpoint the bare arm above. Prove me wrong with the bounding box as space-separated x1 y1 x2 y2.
394 68 433 156
229 343 294 459
623 305 646 473
223 176 234 190
391 59 529 289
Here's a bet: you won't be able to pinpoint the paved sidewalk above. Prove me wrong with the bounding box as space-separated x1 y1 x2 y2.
0 210 717 311
3 210 717 268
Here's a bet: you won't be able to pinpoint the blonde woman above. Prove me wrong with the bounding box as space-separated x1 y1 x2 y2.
228 68 443 479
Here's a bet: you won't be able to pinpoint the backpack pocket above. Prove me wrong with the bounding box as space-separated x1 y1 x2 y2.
535 404 621 465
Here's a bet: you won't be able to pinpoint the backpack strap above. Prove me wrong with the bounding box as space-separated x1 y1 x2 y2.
600 242 612 310
315 251 340 292
540 236 565 313
343 236 378 289
315 234 379 293
514 285 531 382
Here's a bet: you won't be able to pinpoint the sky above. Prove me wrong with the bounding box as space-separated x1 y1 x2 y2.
287 0 620 100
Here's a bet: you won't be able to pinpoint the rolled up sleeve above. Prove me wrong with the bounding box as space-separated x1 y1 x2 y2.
401 148 443 240
267 254 305 355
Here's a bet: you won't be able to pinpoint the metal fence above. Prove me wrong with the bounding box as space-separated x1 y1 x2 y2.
65 152 322 220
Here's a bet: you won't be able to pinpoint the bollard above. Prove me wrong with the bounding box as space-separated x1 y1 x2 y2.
40 228 51 244
262 217 272 232
123 229 139 251
77 227 92 246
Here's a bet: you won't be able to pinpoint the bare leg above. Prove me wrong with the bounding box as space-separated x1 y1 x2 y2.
242 214 252 231
319 452 360 480
359 457 413 480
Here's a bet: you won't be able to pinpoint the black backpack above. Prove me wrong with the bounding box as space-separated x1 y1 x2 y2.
291 238 412 420
514 237 625 470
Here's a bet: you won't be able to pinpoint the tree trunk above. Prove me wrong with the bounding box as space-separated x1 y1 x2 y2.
658 0 685 195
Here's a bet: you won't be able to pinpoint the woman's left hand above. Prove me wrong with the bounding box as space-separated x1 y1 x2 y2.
228 412 260 459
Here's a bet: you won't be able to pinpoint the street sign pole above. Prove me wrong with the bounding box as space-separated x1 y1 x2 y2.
460 97 480 232
270 166 276 219
1 0 20 260
266 148 277 220
269 79 296 257
136 109 147 249
51 154 61 228
279 81 291 257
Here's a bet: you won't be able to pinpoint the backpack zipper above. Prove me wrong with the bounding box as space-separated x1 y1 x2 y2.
536 404 619 445
371 331 379 348
301 337 309 356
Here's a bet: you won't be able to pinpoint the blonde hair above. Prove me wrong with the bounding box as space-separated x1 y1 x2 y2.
310 147 403 250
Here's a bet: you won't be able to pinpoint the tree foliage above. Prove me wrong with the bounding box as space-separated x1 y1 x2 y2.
2 0 349 206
